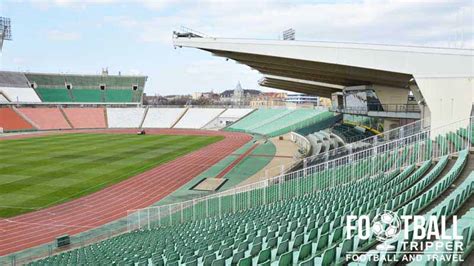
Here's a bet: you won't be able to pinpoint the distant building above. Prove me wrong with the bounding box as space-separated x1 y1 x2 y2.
250 92 287 108
285 93 319 105
220 82 261 105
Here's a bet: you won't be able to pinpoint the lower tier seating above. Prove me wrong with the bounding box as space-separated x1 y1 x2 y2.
106 108 145 128
174 108 225 129
16 107 71 130
0 107 35 131
142 108 186 128
62 108 107 129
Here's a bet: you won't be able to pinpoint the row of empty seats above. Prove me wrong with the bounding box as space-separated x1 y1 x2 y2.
0 107 256 132
331 123 374 143
0 87 42 103
0 107 35 131
35 87 139 103
174 108 225 129
142 108 186 128
203 109 255 130
226 108 336 137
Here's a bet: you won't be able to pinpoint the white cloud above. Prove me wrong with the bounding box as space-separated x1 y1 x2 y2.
100 0 473 48
46 29 81 41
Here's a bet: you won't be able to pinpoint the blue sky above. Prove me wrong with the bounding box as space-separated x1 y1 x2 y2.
0 0 472 96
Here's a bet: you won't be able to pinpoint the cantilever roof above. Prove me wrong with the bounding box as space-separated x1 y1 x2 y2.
173 36 474 96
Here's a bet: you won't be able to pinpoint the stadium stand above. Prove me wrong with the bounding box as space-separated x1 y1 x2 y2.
35 87 72 102
24 73 146 103
174 108 225 129
62 108 107 129
0 71 30 88
226 109 287 132
16 107 71 130
5 116 469 266
26 145 425 265
105 89 133 102
219 108 255 119
106 107 145 128
227 108 336 137
414 206 474 265
72 88 104 102
142 108 187 128
332 123 374 143
0 94 8 102
0 87 41 102
296 114 342 136
203 108 255 129
0 107 35 131
352 153 472 266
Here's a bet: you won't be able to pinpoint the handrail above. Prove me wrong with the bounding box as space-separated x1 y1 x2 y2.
331 103 421 114
127 116 472 228
3 116 471 265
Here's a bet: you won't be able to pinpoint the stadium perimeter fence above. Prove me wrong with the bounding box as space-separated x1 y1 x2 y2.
126 117 471 231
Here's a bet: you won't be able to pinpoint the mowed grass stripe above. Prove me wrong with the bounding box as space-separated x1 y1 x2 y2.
0 133 223 217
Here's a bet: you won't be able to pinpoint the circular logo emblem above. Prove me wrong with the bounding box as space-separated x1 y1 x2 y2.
371 210 401 244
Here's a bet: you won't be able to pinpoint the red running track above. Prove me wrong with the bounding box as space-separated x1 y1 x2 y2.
0 129 252 256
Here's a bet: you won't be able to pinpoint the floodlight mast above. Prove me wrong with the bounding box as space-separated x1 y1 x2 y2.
0 17 12 52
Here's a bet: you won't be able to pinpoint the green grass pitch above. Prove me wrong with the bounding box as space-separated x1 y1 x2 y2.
0 133 223 218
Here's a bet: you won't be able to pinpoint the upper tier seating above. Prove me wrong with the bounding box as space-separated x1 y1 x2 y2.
35 87 72 102
25 73 146 103
174 108 225 129
35 88 135 103
0 87 42 102
142 108 186 128
0 71 30 88
17 107 71 130
106 108 145 128
105 89 133 102
62 108 107 129
353 155 472 266
251 109 331 137
72 88 103 102
0 107 34 131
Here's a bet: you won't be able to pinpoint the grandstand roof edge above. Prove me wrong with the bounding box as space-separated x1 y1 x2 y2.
173 37 474 56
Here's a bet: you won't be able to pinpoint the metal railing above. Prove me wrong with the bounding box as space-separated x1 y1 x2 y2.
303 118 426 165
331 104 421 114
126 117 472 231
2 117 472 265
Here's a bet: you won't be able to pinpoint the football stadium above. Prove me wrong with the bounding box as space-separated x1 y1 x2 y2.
1 1 474 266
